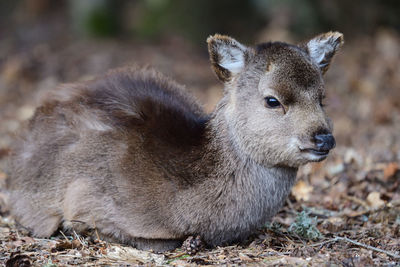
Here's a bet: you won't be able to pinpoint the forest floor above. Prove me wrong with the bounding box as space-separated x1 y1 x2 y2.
0 18 399 266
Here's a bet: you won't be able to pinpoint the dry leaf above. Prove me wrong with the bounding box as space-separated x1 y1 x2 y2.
53 239 82 251
383 162 398 180
17 105 35 121
217 254 226 260
170 259 188 266
321 216 346 232
238 253 253 262
21 236 35 244
106 245 166 265
291 180 313 202
0 149 10 159
344 148 363 165
8 236 36 249
366 192 385 208
328 163 345 176
5 253 32 267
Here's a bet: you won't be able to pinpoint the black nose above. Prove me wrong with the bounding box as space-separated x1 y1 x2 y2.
314 134 336 151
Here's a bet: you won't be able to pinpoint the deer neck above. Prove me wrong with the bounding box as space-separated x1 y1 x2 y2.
186 95 298 207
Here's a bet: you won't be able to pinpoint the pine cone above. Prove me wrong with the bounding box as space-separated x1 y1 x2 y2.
6 253 32 267
182 235 204 255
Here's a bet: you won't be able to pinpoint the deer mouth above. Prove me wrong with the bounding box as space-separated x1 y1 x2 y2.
304 149 329 156
299 148 330 160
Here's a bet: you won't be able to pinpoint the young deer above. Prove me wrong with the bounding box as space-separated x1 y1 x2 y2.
7 32 343 252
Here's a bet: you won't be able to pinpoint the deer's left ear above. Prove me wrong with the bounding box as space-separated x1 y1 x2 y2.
207 34 248 82
305 31 344 74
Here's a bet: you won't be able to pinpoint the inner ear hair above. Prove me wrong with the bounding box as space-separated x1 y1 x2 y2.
305 31 344 74
207 34 247 82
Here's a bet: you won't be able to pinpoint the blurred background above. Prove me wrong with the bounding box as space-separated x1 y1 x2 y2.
0 0 400 204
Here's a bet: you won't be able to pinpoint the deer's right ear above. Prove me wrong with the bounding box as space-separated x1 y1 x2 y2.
207 34 248 82
305 31 344 74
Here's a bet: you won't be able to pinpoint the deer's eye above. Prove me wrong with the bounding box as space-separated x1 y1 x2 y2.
265 96 281 108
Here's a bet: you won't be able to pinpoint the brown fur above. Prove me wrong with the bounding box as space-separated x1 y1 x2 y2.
6 32 343 252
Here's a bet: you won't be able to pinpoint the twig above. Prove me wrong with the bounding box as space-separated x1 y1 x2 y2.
168 251 189 259
59 230 70 242
388 199 400 207
340 199 400 218
302 205 338 218
92 219 101 241
342 195 369 209
309 238 339 248
310 236 400 259
73 229 86 247
288 232 307 246
286 198 295 212
334 236 400 259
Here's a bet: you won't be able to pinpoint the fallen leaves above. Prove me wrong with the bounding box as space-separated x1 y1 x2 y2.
7 237 36 249
16 106 35 121
383 162 399 180
321 216 346 232
366 192 386 209
105 245 166 265
0 149 10 160
291 180 313 202
5 253 32 267
52 239 83 251
238 252 253 262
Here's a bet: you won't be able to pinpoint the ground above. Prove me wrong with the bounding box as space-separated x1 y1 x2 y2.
0 24 399 266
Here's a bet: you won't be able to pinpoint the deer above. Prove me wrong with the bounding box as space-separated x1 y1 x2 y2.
7 32 343 252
